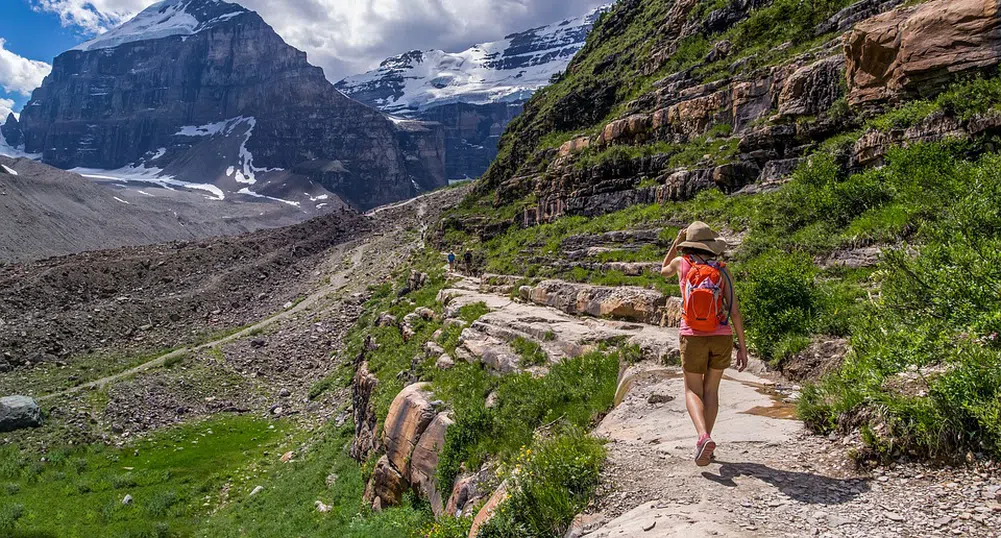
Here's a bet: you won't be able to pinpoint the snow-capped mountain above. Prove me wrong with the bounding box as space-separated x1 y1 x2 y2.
14 0 446 211
72 0 251 52
336 5 609 115
336 4 608 180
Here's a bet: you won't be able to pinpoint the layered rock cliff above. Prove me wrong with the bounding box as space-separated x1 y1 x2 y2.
470 0 1001 227
16 0 446 210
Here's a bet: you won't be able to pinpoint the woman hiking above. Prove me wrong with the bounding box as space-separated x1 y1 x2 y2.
661 221 749 466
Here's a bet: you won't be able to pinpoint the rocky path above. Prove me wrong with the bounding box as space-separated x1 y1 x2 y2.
578 360 1001 538
38 241 368 402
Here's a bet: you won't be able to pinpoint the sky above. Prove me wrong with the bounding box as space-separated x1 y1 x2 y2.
0 0 608 119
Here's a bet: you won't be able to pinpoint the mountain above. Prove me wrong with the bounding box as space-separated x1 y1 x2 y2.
336 5 608 180
11 0 446 210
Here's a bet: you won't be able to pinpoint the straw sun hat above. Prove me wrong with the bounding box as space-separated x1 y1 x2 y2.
678 221 726 256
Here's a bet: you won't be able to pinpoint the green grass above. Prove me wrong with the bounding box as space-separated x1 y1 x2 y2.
511 337 548 367
431 350 619 498
0 416 287 537
199 425 435 538
478 429 606 538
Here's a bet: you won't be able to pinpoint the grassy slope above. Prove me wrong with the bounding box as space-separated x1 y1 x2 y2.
443 0 1001 464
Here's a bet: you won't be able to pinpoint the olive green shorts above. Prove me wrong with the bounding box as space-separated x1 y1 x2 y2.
680 335 734 374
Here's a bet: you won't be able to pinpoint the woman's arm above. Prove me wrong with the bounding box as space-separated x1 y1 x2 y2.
660 228 687 278
725 269 749 372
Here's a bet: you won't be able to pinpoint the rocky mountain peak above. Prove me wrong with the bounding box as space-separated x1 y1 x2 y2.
72 0 251 52
336 4 611 114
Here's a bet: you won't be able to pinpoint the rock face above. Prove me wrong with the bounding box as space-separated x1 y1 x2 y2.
0 395 42 432
409 412 454 516
18 0 446 210
364 383 449 510
521 280 682 326
350 361 380 461
382 383 437 477
1 113 22 147
846 0 1001 105
336 5 607 180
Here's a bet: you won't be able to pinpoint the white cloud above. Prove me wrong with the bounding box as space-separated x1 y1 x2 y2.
31 0 152 35
0 97 16 121
0 39 52 96
31 0 608 81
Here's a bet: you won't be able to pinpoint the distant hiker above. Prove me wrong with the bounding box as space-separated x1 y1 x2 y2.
463 250 473 275
661 221 749 467
447 251 456 272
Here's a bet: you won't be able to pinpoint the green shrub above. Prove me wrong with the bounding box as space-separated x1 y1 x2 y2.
478 429 605 538
736 251 818 362
511 337 548 367
0 503 24 532
799 151 1001 460
936 74 1001 120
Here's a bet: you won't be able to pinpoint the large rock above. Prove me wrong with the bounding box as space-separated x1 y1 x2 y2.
350 361 379 461
468 481 509 538
364 455 408 508
409 412 455 516
777 57 846 117
846 0 1001 105
382 383 437 477
522 280 681 326
458 329 522 373
0 395 41 432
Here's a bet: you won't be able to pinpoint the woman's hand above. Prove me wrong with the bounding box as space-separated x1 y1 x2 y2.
677 228 688 241
736 347 748 372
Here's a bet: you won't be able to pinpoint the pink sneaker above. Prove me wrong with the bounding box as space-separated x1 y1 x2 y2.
695 434 716 466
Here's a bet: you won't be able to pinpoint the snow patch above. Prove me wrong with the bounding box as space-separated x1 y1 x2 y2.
137 190 155 197
1 164 18 176
237 187 300 208
175 116 261 185
72 163 226 201
113 196 131 204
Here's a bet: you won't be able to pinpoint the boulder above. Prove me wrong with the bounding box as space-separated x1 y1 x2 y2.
0 395 41 432
436 354 455 370
350 362 379 461
656 168 716 202
364 455 408 508
382 383 437 476
663 90 731 137
777 56 845 117
468 481 509 538
846 0 1001 105
458 330 521 373
713 162 761 194
375 312 398 327
558 136 592 157
446 465 494 517
410 413 455 516
599 114 651 145
523 280 679 326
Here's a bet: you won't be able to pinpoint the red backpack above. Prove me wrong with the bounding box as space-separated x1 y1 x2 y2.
682 255 732 332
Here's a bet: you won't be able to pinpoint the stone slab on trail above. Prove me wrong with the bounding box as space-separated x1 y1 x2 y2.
439 276 681 369
599 365 802 454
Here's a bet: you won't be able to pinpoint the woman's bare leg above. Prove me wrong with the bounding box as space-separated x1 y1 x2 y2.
702 368 725 436
684 371 708 437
